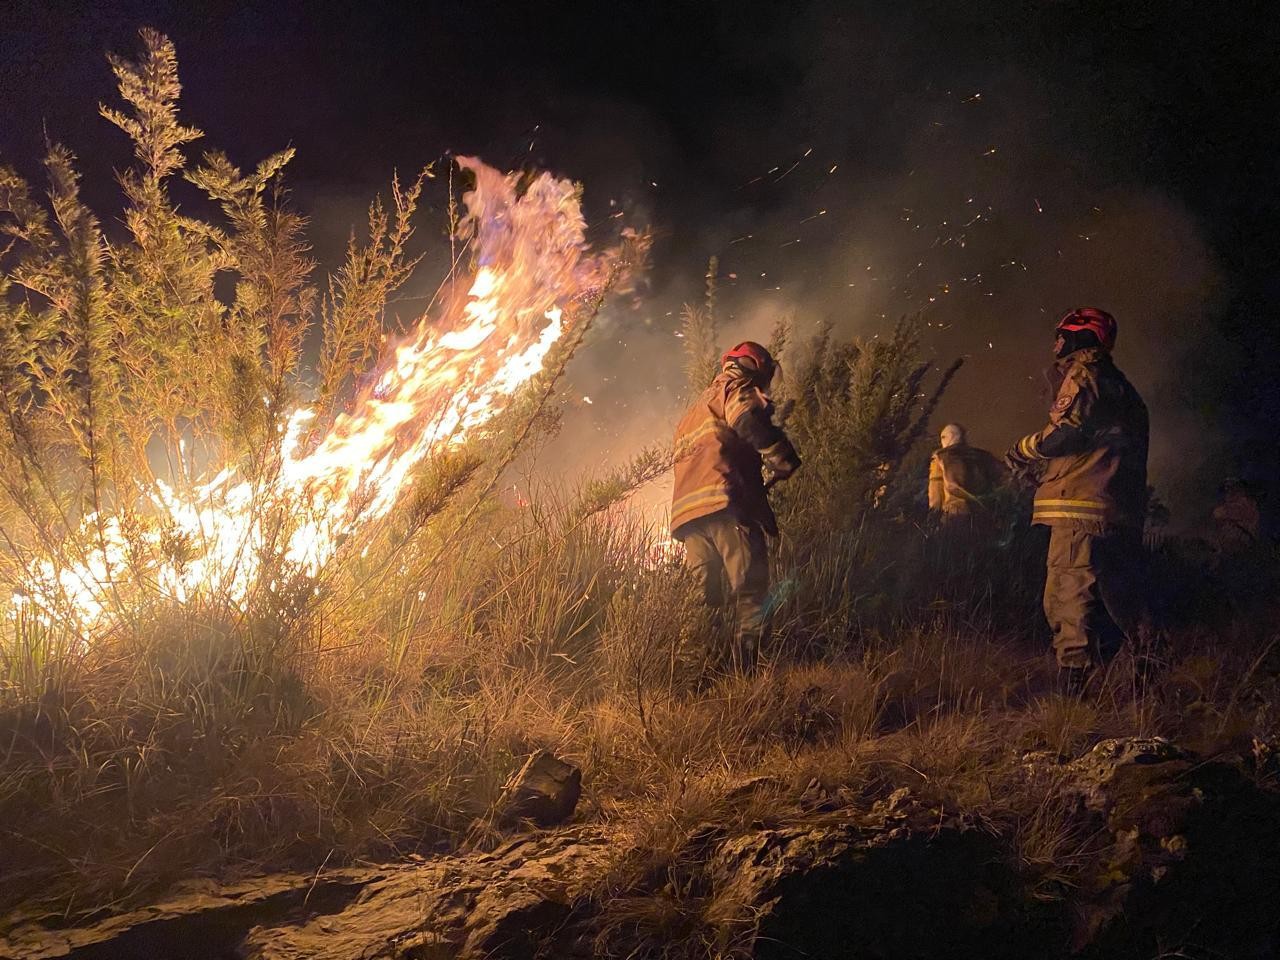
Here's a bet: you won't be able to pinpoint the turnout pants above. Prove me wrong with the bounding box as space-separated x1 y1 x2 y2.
1043 526 1145 669
679 511 770 672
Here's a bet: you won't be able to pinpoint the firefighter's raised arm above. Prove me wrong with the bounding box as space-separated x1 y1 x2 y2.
724 378 801 482
1007 366 1097 470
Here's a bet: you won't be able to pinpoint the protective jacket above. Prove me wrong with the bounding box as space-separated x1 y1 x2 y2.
1013 348 1148 530
928 444 1005 515
1213 493 1260 551
671 367 798 538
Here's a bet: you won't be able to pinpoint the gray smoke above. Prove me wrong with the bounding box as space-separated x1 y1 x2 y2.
537 74 1218 530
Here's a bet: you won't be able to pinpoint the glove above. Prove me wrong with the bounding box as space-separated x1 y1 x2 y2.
1004 447 1042 486
763 439 801 485
1004 447 1030 474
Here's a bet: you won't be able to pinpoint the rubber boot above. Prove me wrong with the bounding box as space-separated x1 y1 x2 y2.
731 632 759 676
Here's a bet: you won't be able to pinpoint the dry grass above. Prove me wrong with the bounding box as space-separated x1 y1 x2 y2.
0 489 1277 931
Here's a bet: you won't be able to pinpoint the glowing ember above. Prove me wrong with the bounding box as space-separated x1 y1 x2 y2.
16 157 621 635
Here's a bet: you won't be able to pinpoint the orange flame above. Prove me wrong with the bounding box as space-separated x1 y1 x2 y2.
17 158 622 635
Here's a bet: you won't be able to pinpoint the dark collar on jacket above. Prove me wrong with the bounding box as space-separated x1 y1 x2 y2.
1055 346 1109 370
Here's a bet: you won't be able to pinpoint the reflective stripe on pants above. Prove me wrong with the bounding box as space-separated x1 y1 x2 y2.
680 511 770 670
1043 526 1145 669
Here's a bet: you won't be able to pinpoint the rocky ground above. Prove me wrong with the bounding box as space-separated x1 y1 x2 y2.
5 737 1278 960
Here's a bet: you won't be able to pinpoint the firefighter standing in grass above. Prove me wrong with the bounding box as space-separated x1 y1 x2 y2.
1212 477 1261 555
1005 308 1150 691
928 423 1005 525
671 342 801 672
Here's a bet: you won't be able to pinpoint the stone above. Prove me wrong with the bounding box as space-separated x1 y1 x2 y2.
1054 737 1280 958
797 776 833 811
498 750 582 828
248 829 614 959
722 774 785 802
1067 736 1184 784
0 829 615 960
700 805 1047 960
0 872 378 959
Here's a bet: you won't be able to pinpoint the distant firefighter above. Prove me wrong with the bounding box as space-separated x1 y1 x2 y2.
927 423 1005 524
671 341 801 672
1005 308 1150 691
1212 477 1260 553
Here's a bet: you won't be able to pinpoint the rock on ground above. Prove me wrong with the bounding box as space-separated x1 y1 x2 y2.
2 831 614 960
498 750 582 828
3 737 1279 960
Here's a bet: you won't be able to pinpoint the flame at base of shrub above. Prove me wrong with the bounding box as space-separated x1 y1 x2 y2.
15 158 624 638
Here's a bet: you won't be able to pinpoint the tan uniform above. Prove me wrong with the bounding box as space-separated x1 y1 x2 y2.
1015 347 1149 530
927 443 1004 523
678 514 770 672
1011 348 1149 669
672 369 788 536
1213 493 1260 553
672 367 799 669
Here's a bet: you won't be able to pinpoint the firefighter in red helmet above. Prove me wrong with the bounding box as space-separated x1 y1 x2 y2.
1006 308 1150 692
671 341 801 672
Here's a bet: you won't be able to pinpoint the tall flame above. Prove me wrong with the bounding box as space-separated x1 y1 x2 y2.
16 158 620 636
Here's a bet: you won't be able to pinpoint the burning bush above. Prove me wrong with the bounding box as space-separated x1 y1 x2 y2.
0 29 649 907
0 27 647 642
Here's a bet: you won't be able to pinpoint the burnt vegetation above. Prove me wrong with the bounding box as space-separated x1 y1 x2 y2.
1 30 1279 960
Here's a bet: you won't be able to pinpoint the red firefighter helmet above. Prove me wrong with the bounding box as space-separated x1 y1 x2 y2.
1056 307 1117 352
721 341 776 383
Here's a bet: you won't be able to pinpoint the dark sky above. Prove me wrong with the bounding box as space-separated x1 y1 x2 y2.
3 0 1279 527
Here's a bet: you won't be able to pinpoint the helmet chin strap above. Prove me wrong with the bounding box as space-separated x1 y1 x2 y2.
1055 328 1101 359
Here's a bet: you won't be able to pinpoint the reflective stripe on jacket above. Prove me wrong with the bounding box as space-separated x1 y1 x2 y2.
1015 348 1149 530
671 369 778 538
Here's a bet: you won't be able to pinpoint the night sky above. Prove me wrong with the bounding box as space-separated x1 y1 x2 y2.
3 0 1279 529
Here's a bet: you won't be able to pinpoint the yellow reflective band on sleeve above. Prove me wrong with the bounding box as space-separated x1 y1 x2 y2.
674 417 725 454
671 485 731 515
1032 497 1109 524
1017 434 1040 459
671 494 732 530
1033 498 1108 509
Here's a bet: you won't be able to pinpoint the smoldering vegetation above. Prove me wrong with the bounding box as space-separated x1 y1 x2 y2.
1 27 1279 960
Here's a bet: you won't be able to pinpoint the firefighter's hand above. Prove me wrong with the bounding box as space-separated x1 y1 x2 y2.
765 462 798 489
764 446 801 486
1003 447 1040 486
1003 446 1030 473
764 469 788 490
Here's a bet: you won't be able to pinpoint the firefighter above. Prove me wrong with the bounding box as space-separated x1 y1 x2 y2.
1005 308 1150 691
1212 477 1260 554
671 341 801 672
927 423 1005 525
